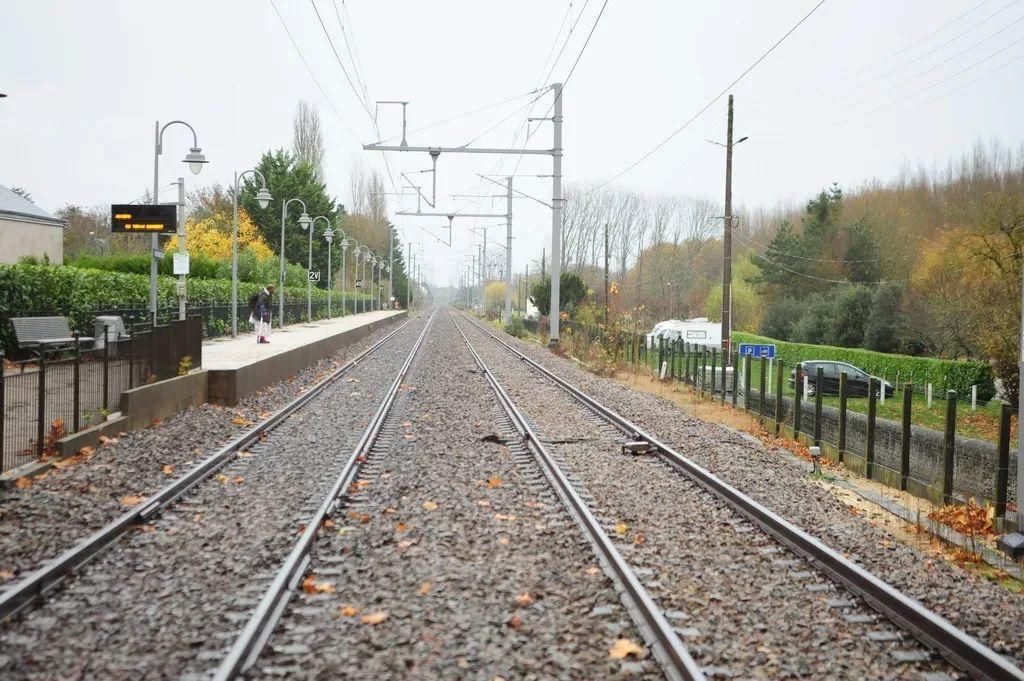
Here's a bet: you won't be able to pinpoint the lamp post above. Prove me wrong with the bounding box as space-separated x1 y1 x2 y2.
280 199 311 328
352 245 362 314
340 237 351 315
306 215 331 323
153 120 207 324
323 227 335 318
231 170 272 337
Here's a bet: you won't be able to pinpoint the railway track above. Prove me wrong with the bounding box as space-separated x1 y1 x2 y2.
458 312 1024 681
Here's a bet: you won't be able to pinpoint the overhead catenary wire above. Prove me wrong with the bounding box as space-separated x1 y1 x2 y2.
573 0 829 199
331 0 371 109
308 0 373 118
733 231 910 263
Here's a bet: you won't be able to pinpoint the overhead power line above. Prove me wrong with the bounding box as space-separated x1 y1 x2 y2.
309 0 373 117
576 0 828 198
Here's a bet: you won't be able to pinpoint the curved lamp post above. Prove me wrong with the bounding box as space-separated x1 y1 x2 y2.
153 119 207 324
340 237 352 316
363 249 375 314
280 199 311 328
231 169 271 337
371 257 380 312
354 245 365 314
306 215 331 323
324 227 338 318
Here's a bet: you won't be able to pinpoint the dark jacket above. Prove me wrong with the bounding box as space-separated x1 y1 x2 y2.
256 289 272 323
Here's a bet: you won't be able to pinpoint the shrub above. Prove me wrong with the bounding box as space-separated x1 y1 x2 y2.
733 330 995 399
504 316 527 338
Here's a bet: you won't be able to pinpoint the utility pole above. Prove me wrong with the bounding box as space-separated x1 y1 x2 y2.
998 265 1024 556
722 94 735 365
406 242 412 309
549 82 564 345
603 222 610 326
471 251 477 312
505 177 513 321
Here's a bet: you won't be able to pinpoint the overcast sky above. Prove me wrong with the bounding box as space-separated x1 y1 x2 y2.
3 0 1022 286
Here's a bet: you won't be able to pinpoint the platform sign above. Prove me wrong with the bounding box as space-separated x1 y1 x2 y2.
738 343 776 359
308 270 321 283
173 252 190 275
355 279 363 289
111 204 177 234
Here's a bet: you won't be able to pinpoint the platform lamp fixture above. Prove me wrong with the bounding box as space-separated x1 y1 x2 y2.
279 199 311 328
231 169 271 337
324 226 340 318
340 236 351 315
360 248 374 314
153 120 207 324
306 215 331 323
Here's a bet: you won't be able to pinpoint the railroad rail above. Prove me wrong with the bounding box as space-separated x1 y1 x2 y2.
460 312 1024 681
452 312 705 681
212 308 437 680
0 314 420 622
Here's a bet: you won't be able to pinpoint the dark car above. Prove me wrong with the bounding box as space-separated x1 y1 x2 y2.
787 360 894 398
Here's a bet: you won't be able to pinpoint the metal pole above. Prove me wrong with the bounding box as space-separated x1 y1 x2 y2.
177 177 186 321
722 94 734 364
279 201 286 329
549 82 563 346
388 228 394 309
151 121 160 326
341 245 347 315
505 177 513 321
327 239 332 318
406 242 412 309
1018 260 1024 528
231 171 239 337
307 221 313 323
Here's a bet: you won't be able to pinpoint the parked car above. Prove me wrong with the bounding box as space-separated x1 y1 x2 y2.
787 360 894 398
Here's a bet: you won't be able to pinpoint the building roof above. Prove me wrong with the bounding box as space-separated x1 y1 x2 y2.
0 185 64 226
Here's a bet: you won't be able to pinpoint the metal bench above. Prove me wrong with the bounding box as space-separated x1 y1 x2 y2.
11 316 94 358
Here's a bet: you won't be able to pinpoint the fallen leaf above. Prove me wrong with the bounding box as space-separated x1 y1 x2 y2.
614 522 628 535
361 610 389 625
78 446 95 456
633 532 646 546
162 464 175 476
231 417 251 426
193 513 203 523
498 536 511 545
585 566 601 575
515 593 535 606
237 451 255 458
353 480 372 490
418 581 432 596
398 539 415 549
233 476 245 484
323 518 336 529
0 570 15 581
609 638 647 660
494 513 517 522
339 604 359 617
507 614 523 629
394 522 412 533
486 476 503 488
98 435 119 445
215 474 229 484
422 501 439 511
120 495 145 507
301 574 336 595
476 499 491 507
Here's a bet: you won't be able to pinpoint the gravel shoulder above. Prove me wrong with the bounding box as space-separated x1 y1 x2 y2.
0 319 409 581
0 315 428 680
253 311 660 680
467 316 1024 668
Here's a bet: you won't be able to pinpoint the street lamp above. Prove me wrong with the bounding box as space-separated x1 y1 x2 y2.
324 226 342 318
354 246 366 314
280 198 310 328
372 257 381 311
340 237 351 316
153 119 207 324
307 215 331 322
231 169 271 337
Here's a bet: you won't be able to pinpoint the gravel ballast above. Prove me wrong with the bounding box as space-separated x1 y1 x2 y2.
0 318 409 581
253 311 661 680
0 315 428 680
463 315 1024 671
462 317 958 679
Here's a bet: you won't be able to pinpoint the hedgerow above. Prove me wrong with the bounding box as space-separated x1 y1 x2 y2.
733 331 995 400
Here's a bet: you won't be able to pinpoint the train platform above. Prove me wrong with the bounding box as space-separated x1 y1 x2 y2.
204 310 406 405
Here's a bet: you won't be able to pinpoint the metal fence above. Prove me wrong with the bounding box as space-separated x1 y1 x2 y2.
0 316 202 473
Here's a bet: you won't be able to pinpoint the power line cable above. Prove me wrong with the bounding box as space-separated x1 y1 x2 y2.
576 0 828 198
309 0 373 117
331 0 371 105
733 232 907 263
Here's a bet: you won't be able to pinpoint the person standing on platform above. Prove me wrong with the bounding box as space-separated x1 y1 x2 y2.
250 284 275 344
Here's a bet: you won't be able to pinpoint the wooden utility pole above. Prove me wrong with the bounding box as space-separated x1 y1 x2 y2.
722 95 735 365
603 223 610 325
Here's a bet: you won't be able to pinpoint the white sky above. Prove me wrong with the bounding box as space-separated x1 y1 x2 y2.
3 0 1022 286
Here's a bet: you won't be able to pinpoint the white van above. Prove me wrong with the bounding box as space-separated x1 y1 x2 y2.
646 317 721 349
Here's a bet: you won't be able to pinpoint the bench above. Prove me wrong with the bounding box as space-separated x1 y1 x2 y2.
11 317 94 357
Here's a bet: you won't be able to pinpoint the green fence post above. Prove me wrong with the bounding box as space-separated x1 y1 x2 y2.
943 390 957 504
793 362 803 437
684 342 690 383
838 372 848 463
774 359 784 434
720 352 727 406
996 402 1012 522
814 366 823 446
669 341 676 380
743 355 752 411
732 351 740 407
658 336 664 375
759 356 767 420
710 348 718 398
901 383 913 491
866 377 877 479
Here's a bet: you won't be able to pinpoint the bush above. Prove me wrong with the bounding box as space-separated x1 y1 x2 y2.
529 273 588 317
504 316 527 338
733 330 996 400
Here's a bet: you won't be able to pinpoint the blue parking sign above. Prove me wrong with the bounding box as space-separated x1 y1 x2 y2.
738 343 776 359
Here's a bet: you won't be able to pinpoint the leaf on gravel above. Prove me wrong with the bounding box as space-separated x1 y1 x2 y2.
383 507 397 514
98 435 119 445
231 417 251 427
193 513 203 523
337 526 356 537
402 421 412 427
476 499 491 507
422 501 439 511
633 532 646 546
494 513 517 522
301 575 336 595
498 536 511 545
402 434 417 441
614 522 628 535
323 518 336 529
237 451 255 458
506 614 523 629
524 501 545 509
486 476 503 488
398 539 415 549
120 495 145 507
585 566 601 575
0 570 15 581
215 474 229 484
339 604 359 617
394 522 412 533
515 593 535 606
418 581 432 596
361 610 389 625
609 638 647 660
232 476 245 484
259 411 271 419
162 464 175 476
14 476 33 489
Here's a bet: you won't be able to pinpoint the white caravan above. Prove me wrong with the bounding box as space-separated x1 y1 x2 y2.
646 317 722 349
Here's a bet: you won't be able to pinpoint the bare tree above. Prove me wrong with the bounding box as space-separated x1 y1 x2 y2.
292 100 325 180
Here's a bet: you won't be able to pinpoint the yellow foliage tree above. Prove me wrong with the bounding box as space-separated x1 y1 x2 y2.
484 281 506 312
166 209 273 262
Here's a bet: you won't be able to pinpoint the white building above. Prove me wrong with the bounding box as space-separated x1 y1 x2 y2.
0 186 64 264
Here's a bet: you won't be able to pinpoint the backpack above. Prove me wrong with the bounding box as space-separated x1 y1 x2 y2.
248 292 260 313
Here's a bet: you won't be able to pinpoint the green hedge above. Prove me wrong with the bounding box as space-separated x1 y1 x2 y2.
733 332 995 400
69 253 313 286
0 264 373 352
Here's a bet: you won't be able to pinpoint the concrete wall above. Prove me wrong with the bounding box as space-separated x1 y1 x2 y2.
0 217 63 264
